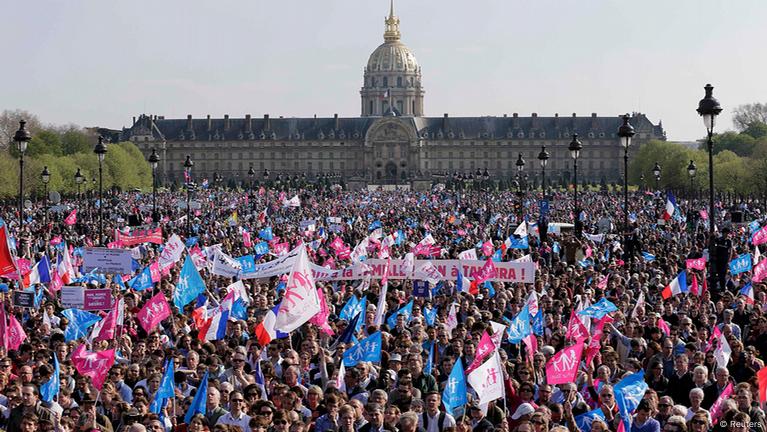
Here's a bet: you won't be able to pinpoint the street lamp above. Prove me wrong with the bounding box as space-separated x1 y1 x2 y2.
483 168 490 191
183 155 194 237
617 114 636 250
74 168 84 200
687 160 697 199
652 162 661 191
516 153 526 220
263 169 270 188
41 166 50 229
697 83 722 289
248 166 256 190
13 120 31 229
537 145 550 198
93 136 107 245
568 134 583 237
148 148 160 223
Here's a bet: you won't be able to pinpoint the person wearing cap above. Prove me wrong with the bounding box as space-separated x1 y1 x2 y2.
417 392 456 432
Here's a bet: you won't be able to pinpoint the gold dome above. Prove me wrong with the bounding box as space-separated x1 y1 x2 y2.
366 41 419 73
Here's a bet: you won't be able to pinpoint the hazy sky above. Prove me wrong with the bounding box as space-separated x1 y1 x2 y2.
2 0 766 142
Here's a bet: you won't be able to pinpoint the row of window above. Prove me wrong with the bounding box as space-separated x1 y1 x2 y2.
366 76 418 88
170 160 353 172
424 160 611 170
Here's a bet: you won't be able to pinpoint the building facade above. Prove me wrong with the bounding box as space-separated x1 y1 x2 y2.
124 2 665 189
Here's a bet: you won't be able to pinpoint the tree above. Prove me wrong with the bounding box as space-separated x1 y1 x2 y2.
742 122 767 140
26 129 63 157
706 131 756 157
732 103 767 131
0 110 43 151
61 128 94 155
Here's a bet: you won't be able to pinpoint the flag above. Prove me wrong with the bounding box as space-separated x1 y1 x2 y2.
7 313 27 350
710 383 734 424
254 304 285 347
740 283 755 305
585 315 613 367
614 371 649 432
151 359 176 414
661 271 688 299
663 192 676 221
0 224 17 276
578 298 618 319
174 255 207 310
753 225 767 246
90 299 120 342
514 222 528 238
386 299 414 329
657 318 671 336
506 236 529 250
456 270 474 294
137 292 171 333
71 345 116 390
199 292 234 341
25 256 52 286
575 409 607 432
335 310 362 347
458 248 477 261
62 309 101 342
423 307 438 327
505 305 531 343
467 331 497 373
565 310 589 342
641 251 656 262
472 259 497 284
686 257 706 270
467 351 504 405
130 266 153 291
757 367 767 408
424 341 435 375
258 227 274 241
343 331 382 366
40 354 60 403
755 258 767 283
275 246 320 333
184 371 208 423
532 309 544 336
713 328 732 369
689 274 700 296
442 358 467 416
546 341 585 384
729 253 753 275
339 296 361 321
64 209 78 226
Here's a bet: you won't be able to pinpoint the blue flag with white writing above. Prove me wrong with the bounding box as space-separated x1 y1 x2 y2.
130 266 153 291
504 305 532 343
423 307 438 327
184 371 208 423
641 251 656 262
729 253 752 275
386 299 414 329
578 298 618 319
339 296 360 321
614 370 649 432
62 309 101 342
174 255 207 310
343 331 382 366
442 359 467 416
40 354 60 403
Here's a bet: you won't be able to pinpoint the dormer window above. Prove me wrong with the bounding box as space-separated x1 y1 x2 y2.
518 132 525 138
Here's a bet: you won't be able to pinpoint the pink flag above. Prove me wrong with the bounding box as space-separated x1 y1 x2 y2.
753 226 767 246
686 258 706 270
585 315 613 367
481 241 494 257
467 331 497 373
50 236 62 246
690 274 699 296
273 242 290 256
699 209 708 220
585 246 593 259
242 230 252 248
94 302 119 342
49 272 63 293
754 258 767 283
597 275 609 290
309 287 334 336
137 292 171 333
472 259 497 285
7 313 27 351
522 334 537 364
658 318 671 336
0 307 7 352
565 310 589 342
330 237 346 252
546 341 585 385
710 383 734 423
149 261 161 283
64 209 78 226
71 345 116 390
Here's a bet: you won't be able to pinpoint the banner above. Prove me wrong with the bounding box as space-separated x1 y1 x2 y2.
61 286 85 309
83 248 132 274
114 227 163 246
158 234 186 269
83 289 113 311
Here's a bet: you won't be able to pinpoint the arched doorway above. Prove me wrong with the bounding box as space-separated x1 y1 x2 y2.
385 161 398 182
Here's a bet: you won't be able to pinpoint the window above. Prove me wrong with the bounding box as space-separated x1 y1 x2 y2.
412 100 415 114
424 161 429 169
397 100 403 113
369 101 373 114
383 77 388 87
397 77 402 87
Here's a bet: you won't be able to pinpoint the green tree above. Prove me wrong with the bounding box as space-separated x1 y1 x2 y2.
702 132 756 157
733 103 767 131
26 129 63 157
742 122 767 140
61 128 93 155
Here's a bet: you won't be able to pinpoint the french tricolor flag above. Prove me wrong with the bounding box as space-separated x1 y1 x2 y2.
456 270 476 295
199 292 234 341
24 256 52 286
663 192 677 221
253 304 288 346
661 271 688 299
740 282 755 306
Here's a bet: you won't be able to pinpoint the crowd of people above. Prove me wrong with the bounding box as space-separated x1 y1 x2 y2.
0 183 765 432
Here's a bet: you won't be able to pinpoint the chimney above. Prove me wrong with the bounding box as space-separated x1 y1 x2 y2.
554 113 560 128
531 112 538 128
132 116 136 126
512 113 519 129
442 113 448 131
224 114 230 130
207 115 212 131
591 113 598 129
186 114 193 130
313 114 318 127
503 114 507 117
334 113 339 130
245 114 252 131
264 114 271 130
572 113 577 117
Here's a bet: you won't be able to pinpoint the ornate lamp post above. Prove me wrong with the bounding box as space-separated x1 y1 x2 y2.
74 168 84 200
697 83 722 289
482 168 490 191
13 120 31 228
537 145 549 198
148 148 160 223
93 136 107 245
687 160 697 199
516 153 526 221
41 166 50 228
617 114 636 249
263 169 270 188
568 134 583 237
248 166 256 190
653 162 661 191
183 155 194 237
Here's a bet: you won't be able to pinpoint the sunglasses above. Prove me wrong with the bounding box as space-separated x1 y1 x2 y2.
274 421 288 426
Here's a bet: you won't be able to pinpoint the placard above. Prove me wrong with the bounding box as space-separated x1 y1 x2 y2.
61 286 85 309
84 289 113 311
12 291 35 308
412 280 431 297
83 248 132 274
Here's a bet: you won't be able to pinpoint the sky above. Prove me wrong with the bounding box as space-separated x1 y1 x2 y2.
1 0 766 142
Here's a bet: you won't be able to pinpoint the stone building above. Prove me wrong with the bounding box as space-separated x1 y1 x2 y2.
124 1 665 190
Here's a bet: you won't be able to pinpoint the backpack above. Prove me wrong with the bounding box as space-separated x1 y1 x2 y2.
422 412 447 432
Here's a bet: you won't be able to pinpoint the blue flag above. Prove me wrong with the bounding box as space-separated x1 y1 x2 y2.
504 305 532 343
258 227 274 241
424 341 435 375
231 298 248 320
130 266 153 291
729 253 752 275
575 409 607 432
184 371 209 423
423 307 438 327
343 331 382 366
386 299 414 329
368 220 382 231
614 370 649 432
442 359 467 416
151 358 176 414
335 311 362 345
254 241 270 256
354 297 368 334
37 256 52 284
40 354 60 403
235 255 256 274
174 255 207 310
532 309 544 336
339 296 360 321
578 298 618 319
508 236 529 250
552 241 561 254
185 237 199 248
62 309 101 342
641 251 656 262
